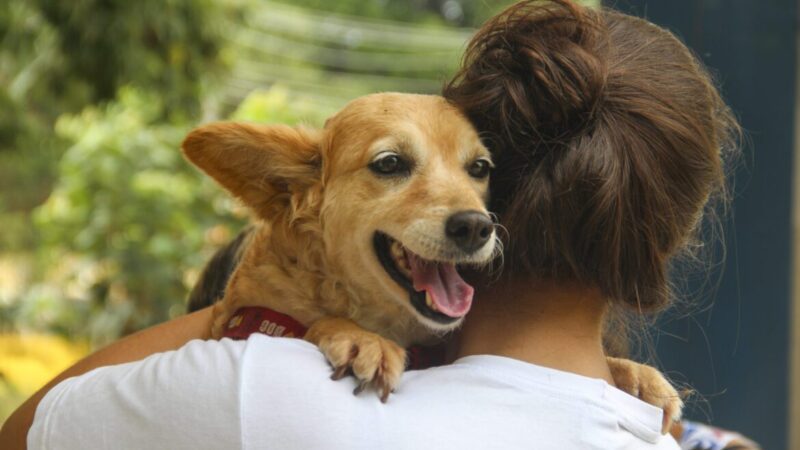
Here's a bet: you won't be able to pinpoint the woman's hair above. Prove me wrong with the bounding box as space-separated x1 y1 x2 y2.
444 0 740 315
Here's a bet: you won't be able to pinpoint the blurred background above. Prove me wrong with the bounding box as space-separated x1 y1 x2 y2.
0 0 795 448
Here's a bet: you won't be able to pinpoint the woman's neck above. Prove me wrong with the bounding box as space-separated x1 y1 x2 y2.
456 278 615 384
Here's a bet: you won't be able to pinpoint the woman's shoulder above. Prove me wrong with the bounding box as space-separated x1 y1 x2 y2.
239 339 679 449
424 355 674 446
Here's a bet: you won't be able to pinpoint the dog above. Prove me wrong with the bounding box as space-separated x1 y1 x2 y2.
182 93 682 429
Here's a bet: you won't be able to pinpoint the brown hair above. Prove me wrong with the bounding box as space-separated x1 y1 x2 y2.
443 0 739 314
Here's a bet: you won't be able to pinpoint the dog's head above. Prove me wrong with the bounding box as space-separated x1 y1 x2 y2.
183 93 496 332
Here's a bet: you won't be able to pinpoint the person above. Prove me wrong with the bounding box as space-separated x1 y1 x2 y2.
0 1 741 449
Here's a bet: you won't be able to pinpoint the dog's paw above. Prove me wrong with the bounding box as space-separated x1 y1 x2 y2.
305 317 406 402
607 357 684 434
324 331 406 402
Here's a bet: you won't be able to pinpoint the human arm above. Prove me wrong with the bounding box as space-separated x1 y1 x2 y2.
0 306 214 450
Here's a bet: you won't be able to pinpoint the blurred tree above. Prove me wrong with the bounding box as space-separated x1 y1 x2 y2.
4 87 318 344
17 88 235 342
275 0 596 27
0 1 65 214
278 0 517 27
0 0 226 217
17 0 224 119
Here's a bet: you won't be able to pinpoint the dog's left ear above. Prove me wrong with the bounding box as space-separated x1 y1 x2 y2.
182 122 321 219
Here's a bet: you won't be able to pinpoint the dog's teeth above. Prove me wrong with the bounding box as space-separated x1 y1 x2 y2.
390 240 413 277
399 258 411 274
425 292 438 311
391 241 403 256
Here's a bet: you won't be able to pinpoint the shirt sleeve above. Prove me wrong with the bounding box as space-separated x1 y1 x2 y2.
28 338 247 450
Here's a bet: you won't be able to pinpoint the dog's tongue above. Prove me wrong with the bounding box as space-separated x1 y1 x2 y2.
407 253 474 318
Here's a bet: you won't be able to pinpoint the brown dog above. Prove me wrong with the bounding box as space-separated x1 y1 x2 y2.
182 93 682 429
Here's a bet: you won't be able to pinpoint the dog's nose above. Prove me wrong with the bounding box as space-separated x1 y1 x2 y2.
445 210 493 253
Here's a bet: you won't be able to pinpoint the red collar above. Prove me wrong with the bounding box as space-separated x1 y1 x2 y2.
223 306 308 339
222 306 446 370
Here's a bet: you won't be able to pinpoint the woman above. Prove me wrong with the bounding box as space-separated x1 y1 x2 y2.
1 1 739 449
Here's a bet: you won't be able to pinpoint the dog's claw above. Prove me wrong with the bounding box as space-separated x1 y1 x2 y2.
353 381 368 395
380 386 391 403
331 365 348 381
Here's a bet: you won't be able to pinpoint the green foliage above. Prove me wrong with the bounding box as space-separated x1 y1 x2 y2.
0 0 231 343
0 1 65 213
28 0 225 118
274 0 597 27
4 86 324 344
0 0 226 217
231 85 333 126
11 88 240 343
276 0 517 27
0 0 69 117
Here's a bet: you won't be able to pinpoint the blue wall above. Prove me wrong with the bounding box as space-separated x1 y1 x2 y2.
612 1 796 448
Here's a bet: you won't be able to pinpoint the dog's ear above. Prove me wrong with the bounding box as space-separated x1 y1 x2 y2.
182 122 321 219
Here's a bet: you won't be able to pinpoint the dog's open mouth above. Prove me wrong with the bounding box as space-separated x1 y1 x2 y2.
373 232 474 325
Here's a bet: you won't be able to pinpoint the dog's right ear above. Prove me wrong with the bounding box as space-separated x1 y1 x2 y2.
182 122 321 219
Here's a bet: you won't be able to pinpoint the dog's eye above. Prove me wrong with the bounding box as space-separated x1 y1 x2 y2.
369 152 409 176
468 159 491 179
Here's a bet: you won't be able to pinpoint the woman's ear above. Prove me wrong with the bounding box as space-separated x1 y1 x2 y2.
182 122 321 219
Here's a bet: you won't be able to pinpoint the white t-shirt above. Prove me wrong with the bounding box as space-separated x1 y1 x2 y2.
29 335 679 450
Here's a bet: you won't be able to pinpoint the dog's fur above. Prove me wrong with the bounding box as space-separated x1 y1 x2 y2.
183 93 682 428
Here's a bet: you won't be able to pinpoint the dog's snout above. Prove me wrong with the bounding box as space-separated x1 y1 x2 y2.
445 210 493 253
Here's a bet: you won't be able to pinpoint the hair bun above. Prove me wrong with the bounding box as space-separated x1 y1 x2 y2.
447 0 606 151
447 0 740 316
